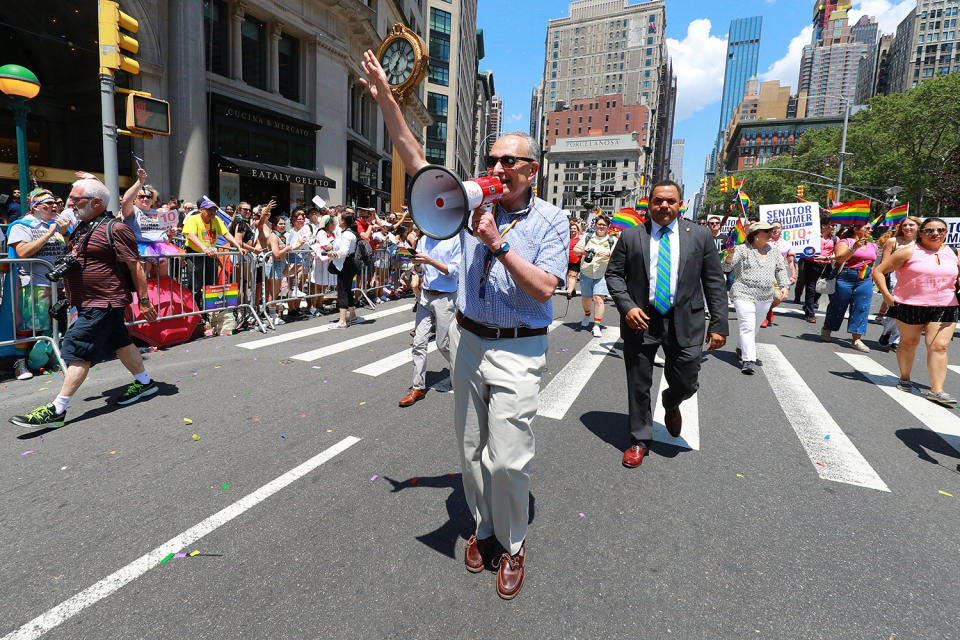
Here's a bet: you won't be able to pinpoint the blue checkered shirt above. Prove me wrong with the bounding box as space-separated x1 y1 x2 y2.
457 190 569 329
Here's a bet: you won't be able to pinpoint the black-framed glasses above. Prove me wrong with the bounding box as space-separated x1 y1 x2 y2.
486 155 535 169
707 221 720 226
921 228 947 235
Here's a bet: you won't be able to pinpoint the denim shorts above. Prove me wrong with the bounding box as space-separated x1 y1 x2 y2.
60 306 133 364
580 273 609 298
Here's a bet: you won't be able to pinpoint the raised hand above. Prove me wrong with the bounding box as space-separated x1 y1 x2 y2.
359 49 391 102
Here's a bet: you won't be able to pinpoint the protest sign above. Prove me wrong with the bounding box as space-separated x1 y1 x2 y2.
157 208 179 228
761 202 819 257
942 218 960 248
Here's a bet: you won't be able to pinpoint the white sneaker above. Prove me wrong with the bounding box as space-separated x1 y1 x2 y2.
13 359 32 381
592 324 602 338
271 316 285 326
580 316 592 328
851 339 871 353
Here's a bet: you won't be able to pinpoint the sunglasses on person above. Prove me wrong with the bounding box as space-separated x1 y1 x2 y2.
485 155 535 169
921 227 948 236
708 221 720 226
239 207 252 212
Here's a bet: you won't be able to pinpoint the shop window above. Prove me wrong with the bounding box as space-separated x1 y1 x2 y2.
241 15 268 89
278 34 300 101
203 0 229 77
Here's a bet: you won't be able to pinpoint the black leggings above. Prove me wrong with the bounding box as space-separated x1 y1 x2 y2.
336 259 357 310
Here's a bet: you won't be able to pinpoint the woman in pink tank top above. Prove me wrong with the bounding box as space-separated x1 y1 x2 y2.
874 217 960 406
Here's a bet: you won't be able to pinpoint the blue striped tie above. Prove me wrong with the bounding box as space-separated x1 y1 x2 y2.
654 227 672 315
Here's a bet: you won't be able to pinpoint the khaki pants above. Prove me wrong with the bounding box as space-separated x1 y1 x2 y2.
411 290 456 389
451 324 547 555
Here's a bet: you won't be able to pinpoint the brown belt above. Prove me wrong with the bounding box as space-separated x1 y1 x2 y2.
423 289 456 296
456 312 548 339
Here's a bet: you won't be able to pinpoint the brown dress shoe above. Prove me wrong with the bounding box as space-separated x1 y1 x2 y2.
398 388 426 407
665 406 682 438
465 535 496 573
622 444 648 468
495 543 525 599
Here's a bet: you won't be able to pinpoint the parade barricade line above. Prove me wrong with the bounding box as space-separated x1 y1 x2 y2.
254 249 341 329
0 257 68 372
126 249 269 336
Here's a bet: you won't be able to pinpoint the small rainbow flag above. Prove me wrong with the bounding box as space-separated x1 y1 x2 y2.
724 218 747 249
396 246 415 258
611 208 643 231
884 203 909 226
738 191 752 208
857 263 872 280
203 283 239 310
636 198 649 212
679 201 688 216
830 200 871 225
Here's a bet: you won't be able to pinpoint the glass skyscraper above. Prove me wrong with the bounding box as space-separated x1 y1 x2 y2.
718 16 763 134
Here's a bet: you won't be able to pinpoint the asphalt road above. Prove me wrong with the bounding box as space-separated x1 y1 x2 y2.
2 294 960 639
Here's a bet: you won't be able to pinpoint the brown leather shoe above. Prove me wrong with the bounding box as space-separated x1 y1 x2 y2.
464 535 496 573
622 444 648 468
665 406 682 438
495 543 525 599
398 388 426 407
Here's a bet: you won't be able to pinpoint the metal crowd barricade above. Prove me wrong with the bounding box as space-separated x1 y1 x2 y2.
0 257 67 373
127 248 268 333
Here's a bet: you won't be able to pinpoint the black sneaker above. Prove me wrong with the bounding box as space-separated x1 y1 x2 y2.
878 332 890 346
741 361 755 375
10 404 66 429
116 379 158 405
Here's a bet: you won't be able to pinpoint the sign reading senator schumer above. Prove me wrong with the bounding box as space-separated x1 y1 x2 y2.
761 202 819 257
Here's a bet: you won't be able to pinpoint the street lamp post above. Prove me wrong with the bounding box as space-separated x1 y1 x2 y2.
0 64 41 207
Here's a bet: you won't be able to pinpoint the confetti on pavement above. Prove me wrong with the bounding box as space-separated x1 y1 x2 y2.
21 450 34 456
160 553 174 564
825 434 831 440
38 387 48 391
192 434 200 440
173 553 187 559
939 490 954 497
736 474 744 478
359 402 366 406
214 366 222 369
221 484 230 489
370 474 378 481
253 417 260 422
579 512 585 517
280 433 286 438
184 418 193 424
300 414 306 418
189 550 200 557
326 429 332 432
411 478 419 485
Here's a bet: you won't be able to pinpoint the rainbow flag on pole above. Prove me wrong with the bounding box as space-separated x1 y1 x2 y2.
724 218 748 249
883 203 909 226
830 199 871 225
611 207 643 231
636 197 649 213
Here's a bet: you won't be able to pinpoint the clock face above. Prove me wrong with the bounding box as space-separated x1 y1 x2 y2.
381 38 416 87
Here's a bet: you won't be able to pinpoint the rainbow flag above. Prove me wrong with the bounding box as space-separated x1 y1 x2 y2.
679 201 688 216
830 199 871 225
857 263 872 280
611 208 643 231
203 283 239 310
738 191 752 208
724 218 747 249
636 198 649 212
884 203 909 226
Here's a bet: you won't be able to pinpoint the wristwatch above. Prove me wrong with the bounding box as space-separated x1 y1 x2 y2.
492 242 510 258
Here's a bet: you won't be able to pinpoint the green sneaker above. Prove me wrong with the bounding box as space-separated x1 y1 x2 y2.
116 379 158 406
10 404 66 429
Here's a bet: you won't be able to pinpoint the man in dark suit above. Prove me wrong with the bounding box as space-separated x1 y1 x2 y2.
605 180 729 468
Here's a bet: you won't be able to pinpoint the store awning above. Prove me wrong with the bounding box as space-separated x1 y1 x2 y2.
217 155 336 189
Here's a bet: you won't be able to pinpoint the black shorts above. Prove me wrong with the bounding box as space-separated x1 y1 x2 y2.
60 306 133 364
887 303 960 326
568 261 581 273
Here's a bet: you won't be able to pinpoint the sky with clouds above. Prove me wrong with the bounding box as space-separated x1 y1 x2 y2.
476 0 916 198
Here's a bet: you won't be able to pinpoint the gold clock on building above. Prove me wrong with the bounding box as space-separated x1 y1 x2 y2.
376 23 428 103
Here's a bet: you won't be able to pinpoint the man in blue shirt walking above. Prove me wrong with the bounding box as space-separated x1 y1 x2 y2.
361 50 568 599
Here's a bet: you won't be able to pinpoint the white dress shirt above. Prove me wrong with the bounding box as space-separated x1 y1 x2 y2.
419 235 461 293
648 217 680 307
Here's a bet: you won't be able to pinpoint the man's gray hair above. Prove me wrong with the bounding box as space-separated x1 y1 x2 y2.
73 178 111 208
501 131 541 161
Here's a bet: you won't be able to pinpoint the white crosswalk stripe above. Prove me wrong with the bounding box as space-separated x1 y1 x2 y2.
757 344 889 492
538 327 621 420
290 321 416 362
235 304 413 350
839 353 960 458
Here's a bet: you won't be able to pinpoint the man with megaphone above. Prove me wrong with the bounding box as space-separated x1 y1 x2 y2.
361 50 569 600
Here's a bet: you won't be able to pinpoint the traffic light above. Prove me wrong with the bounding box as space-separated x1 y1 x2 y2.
125 93 170 136
796 185 805 200
720 177 730 192
98 0 140 75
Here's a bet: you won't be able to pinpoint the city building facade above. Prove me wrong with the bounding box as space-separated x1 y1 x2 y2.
722 115 845 172
472 70 495 177
542 94 650 150
0 0 433 213
887 0 960 95
670 138 684 190
717 16 763 135
797 10 869 117
543 133 646 214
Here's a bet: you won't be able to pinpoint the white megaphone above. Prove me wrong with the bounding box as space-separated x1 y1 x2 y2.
406 165 504 239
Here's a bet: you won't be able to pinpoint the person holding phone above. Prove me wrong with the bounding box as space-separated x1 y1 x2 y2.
820 223 876 351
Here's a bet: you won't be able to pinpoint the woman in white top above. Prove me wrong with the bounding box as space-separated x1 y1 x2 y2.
309 214 338 314
120 168 180 278
329 212 359 328
573 214 617 337
763 221 797 327
723 221 789 375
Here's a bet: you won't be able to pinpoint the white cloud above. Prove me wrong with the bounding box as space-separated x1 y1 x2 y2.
849 0 915 33
508 113 523 122
759 25 813 87
667 19 729 121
